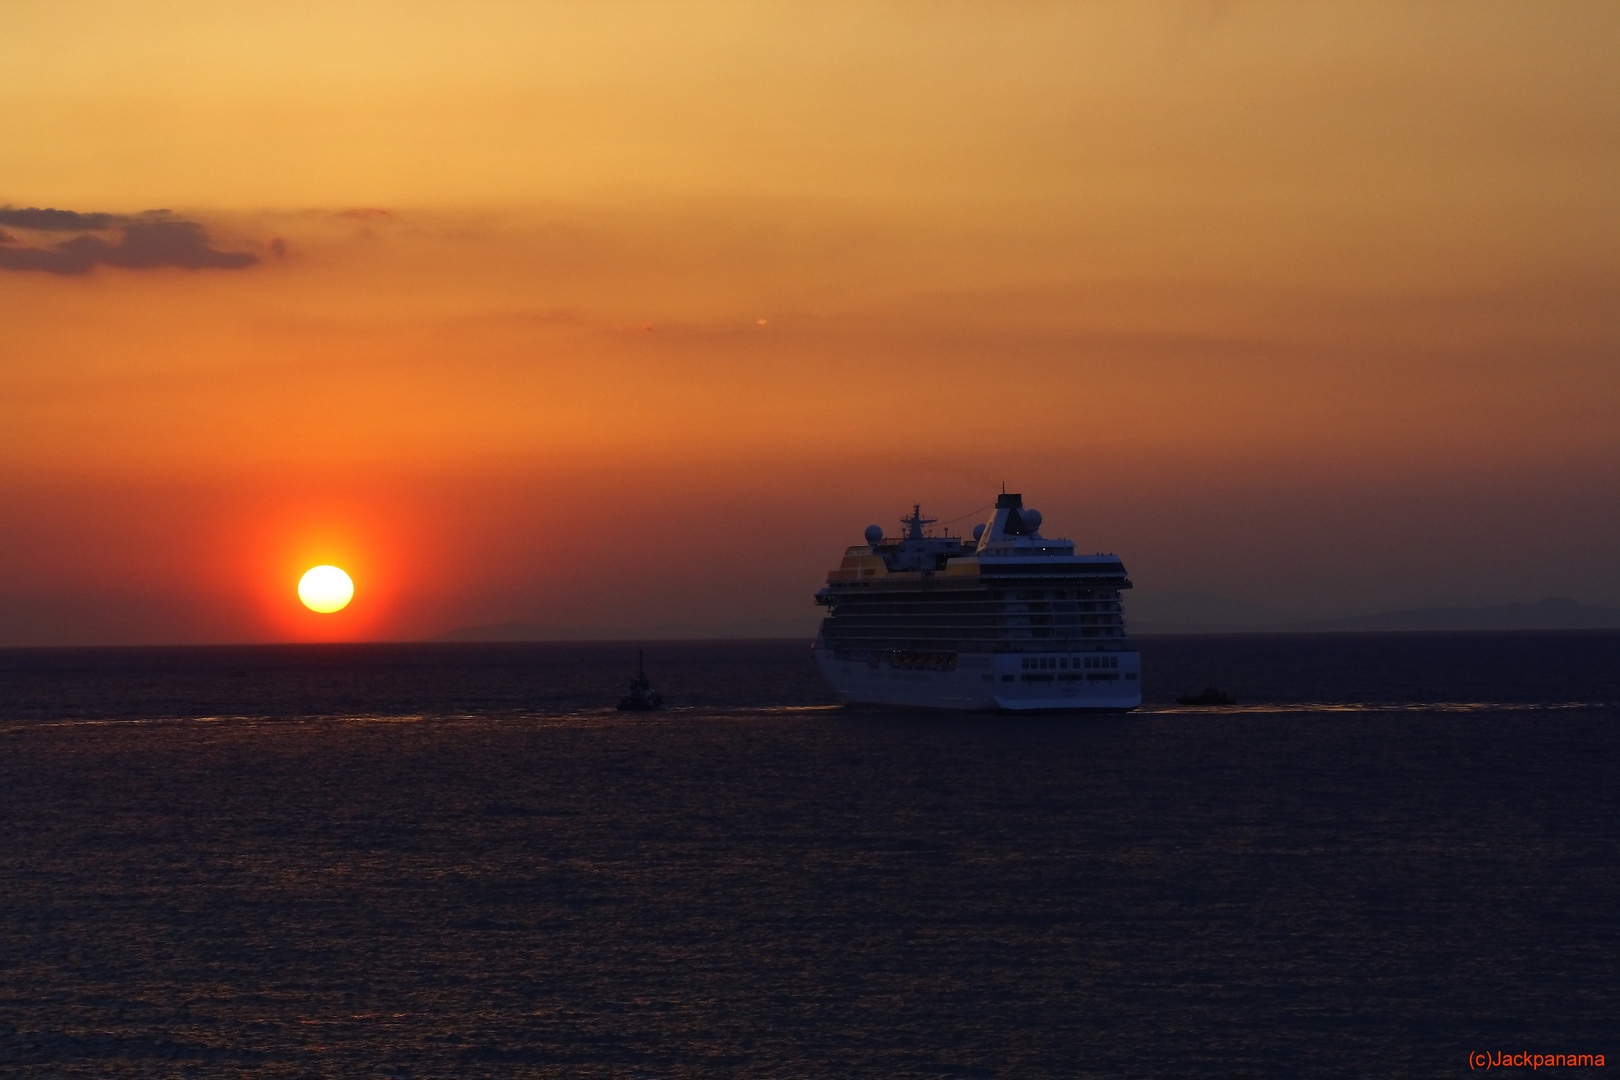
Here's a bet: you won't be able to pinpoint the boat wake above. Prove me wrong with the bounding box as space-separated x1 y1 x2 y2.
1142 700 1610 714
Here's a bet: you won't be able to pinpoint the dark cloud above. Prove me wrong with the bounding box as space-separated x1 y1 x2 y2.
0 207 258 275
0 207 134 231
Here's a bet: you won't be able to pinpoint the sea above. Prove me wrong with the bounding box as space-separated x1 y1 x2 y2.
1 631 1615 1078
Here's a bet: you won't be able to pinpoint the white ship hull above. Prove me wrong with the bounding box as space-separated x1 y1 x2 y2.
813 642 1141 712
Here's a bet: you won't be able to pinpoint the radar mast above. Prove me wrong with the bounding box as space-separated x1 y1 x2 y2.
901 504 937 540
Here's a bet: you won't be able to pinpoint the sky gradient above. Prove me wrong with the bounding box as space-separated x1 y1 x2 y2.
3 1 1617 644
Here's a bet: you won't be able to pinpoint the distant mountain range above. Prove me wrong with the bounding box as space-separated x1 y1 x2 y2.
1132 596 1620 635
435 622 592 643
433 597 1620 642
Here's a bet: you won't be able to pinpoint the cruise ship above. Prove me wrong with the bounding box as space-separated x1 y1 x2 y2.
812 492 1140 711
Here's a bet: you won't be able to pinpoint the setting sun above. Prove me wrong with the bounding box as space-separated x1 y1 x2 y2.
298 565 354 613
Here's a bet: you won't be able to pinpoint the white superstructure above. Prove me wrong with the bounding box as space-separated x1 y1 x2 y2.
812 493 1140 711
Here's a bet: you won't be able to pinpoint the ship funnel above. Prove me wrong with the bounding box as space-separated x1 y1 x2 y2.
982 491 1043 541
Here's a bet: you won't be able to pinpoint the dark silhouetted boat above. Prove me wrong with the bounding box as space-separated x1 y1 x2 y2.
1176 687 1236 706
617 652 664 711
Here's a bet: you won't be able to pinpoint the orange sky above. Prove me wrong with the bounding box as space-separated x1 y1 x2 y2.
2 2 1617 644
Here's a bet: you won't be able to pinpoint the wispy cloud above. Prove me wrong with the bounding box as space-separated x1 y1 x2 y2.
0 207 258 274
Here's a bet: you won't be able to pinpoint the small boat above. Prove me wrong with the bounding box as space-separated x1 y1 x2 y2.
617 651 664 711
1176 686 1236 706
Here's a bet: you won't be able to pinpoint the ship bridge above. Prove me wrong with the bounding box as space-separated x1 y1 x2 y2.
815 492 1133 653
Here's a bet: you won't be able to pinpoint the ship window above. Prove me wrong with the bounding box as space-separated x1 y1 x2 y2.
1021 657 1029 670
1059 658 1068 669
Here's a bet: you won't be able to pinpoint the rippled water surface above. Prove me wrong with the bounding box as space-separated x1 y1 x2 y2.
1 633 1616 1077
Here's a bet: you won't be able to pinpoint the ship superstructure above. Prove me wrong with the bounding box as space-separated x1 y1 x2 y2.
812 493 1140 711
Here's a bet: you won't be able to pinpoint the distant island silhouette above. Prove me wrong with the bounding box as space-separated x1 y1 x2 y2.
1132 597 1620 635
433 616 820 642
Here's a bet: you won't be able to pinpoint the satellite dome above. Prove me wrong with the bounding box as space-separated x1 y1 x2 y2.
972 523 986 541
1022 508 1042 532
864 524 884 545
